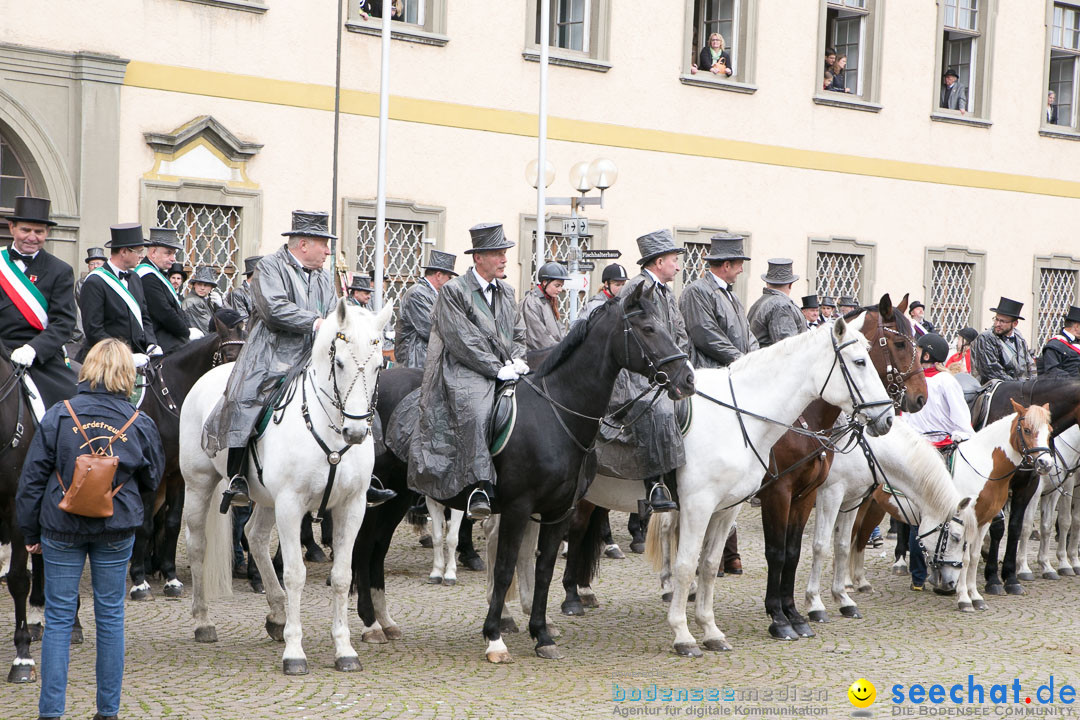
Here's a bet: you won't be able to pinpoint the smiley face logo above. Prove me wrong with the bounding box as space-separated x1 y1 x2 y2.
848 678 876 708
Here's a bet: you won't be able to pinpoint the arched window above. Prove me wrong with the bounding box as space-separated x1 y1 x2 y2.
1 133 33 214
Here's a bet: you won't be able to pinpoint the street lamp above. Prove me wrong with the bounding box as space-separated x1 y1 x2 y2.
526 157 619 322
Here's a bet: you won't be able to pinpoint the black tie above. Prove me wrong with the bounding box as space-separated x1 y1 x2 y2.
118 270 132 281
487 283 497 312
9 250 33 265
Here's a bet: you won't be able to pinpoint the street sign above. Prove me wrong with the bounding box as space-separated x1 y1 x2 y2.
562 218 589 237
582 248 622 260
577 261 596 271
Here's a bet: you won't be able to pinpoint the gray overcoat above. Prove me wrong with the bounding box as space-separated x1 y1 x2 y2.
595 272 690 480
679 274 758 368
747 288 806 348
971 330 1037 382
394 279 437 369
226 280 256 327
203 244 337 454
182 294 218 335
518 286 565 351
407 270 525 499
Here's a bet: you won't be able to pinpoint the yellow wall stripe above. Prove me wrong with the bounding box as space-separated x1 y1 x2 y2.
124 60 1080 200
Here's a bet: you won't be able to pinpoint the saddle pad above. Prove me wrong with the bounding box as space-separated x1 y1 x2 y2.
254 377 289 439
675 397 692 437
128 369 146 410
968 379 1003 432
489 382 518 457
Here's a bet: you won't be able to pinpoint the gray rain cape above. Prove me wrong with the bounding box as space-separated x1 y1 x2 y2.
679 274 758 368
518 285 565 351
393 278 437 369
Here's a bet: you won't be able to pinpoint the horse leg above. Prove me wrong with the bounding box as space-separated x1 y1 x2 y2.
6 540 35 683
301 512 328 564
1038 483 1061 579
426 498 447 584
483 516 517 633
693 509 736 652
781 488 818 638
328 497 365 672
483 511 531 664
760 487 798 641
26 552 44 642
851 498 884 592
274 500 309 675
665 504 710 655
1070 490 1080 572
443 508 462 586
962 525 990 611
246 504 286 642
161 478 186 598
128 489 156 601
561 503 594 616
1055 473 1077 574
530 520 569 659
1002 476 1038 594
983 511 1005 594
516 520 538 616
832 505 861 617
1015 486 1037 581
806 485 839 622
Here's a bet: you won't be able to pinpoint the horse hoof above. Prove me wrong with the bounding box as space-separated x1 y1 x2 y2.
194 626 218 643
129 587 153 602
958 602 974 613
580 594 599 609
28 624 42 642
251 581 265 595
283 658 308 675
535 644 563 660
382 624 403 640
1043 571 1061 581
807 610 829 623
674 642 703 657
499 617 519 634
972 599 988 611
362 628 389 644
486 650 514 664
305 547 329 564
856 583 873 593
984 583 1005 596
443 578 456 587
426 576 442 585
661 591 672 603
1073 565 1080 575
768 623 799 641
6 663 35 683
1005 583 1026 596
335 656 362 672
561 601 585 616
71 627 84 644
703 638 732 652
1058 566 1075 577
839 606 862 619
163 582 184 599
791 622 816 639
1017 572 1035 582
265 619 285 642
604 545 626 560
629 541 645 554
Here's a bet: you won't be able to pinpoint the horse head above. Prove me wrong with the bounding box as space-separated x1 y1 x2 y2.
818 317 895 437
311 300 394 445
848 293 928 413
1010 398 1054 476
211 308 246 365
921 496 976 593
618 282 695 400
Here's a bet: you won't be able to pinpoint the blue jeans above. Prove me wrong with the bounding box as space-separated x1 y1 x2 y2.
40 534 134 719
908 525 928 586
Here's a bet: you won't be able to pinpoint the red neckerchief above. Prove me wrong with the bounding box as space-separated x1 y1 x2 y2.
924 366 941 378
1052 335 1080 355
602 287 615 300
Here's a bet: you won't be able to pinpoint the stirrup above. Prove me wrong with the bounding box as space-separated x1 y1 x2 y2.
219 475 251 514
466 487 492 521
647 482 677 513
366 476 397 508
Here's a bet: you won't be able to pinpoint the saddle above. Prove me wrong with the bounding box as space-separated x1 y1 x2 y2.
966 378 1002 432
675 396 692 437
253 376 291 439
488 380 518 457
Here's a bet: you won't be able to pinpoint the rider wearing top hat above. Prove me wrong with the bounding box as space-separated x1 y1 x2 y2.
77 223 159 366
394 249 457 369
971 296 1037 382
909 300 936 337
226 255 263 328
837 295 859 316
679 233 758 369
137 227 196 353
346 273 374 307
0 196 78 407
519 261 570 351
747 259 806 348
76 246 107 302
1039 306 1080 378
167 263 187 293
800 295 821 329
819 296 837 320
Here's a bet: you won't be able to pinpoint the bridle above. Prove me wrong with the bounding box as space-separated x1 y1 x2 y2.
954 414 1053 480
212 339 246 366
870 313 924 411
0 362 31 451
620 305 688 390
818 323 895 428
917 514 967 569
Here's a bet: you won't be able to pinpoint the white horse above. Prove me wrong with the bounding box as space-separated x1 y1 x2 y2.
1053 426 1080 574
1011 425 1080 580
425 497 464 585
805 418 980 622
180 301 392 675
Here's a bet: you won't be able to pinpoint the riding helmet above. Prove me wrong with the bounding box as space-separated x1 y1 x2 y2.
538 261 570 282
601 263 628 283
917 333 950 364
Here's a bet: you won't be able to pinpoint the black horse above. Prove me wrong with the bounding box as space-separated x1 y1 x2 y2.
127 310 245 600
978 378 1080 595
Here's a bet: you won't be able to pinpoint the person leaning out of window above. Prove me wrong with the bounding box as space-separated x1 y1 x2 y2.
691 32 733 77
17 338 165 720
828 54 852 93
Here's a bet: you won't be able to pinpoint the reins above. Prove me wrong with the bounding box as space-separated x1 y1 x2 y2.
0 362 33 451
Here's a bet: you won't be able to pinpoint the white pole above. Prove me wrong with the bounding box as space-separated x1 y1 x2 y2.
374 5 392 310
535 0 550 283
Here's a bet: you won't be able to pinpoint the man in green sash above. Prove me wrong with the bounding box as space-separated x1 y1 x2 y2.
0 196 77 407
137 227 197 353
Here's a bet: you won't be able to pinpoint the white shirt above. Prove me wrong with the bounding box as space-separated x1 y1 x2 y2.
424 277 439 294
644 268 666 289
106 260 128 287
471 267 497 305
904 368 974 441
7 244 38 272
710 272 730 292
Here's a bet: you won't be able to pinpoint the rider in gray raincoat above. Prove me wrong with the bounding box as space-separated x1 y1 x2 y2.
226 255 262 329
393 249 457 369
518 261 569 351
747 258 806 348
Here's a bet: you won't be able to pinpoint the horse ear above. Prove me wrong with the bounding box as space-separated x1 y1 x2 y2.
1042 402 1051 413
958 496 972 511
1010 397 1024 414
896 293 910 315
374 300 395 331
878 293 893 319
833 316 847 339
336 298 348 326
625 280 645 307
212 312 227 336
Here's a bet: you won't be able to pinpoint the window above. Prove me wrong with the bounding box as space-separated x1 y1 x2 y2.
934 0 996 121
673 226 752 301
808 236 876 305
1047 3 1080 130
0 134 32 215
680 0 758 88
814 0 884 109
347 0 448 46
177 0 267 13
1033 255 1080 349
924 246 986 341
518 214 610 326
157 202 242 292
524 0 611 71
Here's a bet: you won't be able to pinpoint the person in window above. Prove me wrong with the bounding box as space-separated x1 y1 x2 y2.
829 54 852 93
692 32 733 77
358 0 404 21
940 67 968 115
823 70 834 92
1047 90 1059 125
824 47 837 75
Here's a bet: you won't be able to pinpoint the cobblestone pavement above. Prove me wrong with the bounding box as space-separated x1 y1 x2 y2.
3 509 1080 719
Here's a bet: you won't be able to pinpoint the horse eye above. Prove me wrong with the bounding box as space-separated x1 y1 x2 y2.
643 325 656 334
336 358 345 369
854 359 867 367
895 341 907 350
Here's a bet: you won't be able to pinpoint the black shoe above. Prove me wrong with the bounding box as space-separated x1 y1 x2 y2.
466 487 492 521
646 481 677 513
366 485 397 508
219 475 250 514
459 551 485 571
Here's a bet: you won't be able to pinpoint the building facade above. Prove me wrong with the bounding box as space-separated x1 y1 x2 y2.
2 0 1078 348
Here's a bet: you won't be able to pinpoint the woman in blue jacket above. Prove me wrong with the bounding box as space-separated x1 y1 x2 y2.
18 338 164 720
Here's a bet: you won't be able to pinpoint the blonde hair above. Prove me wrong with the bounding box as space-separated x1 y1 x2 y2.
708 32 726 51
78 339 136 397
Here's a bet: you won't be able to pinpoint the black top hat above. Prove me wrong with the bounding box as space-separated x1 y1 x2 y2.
801 295 820 310
106 223 148 249
760 258 799 285
190 265 220 286
147 226 183 250
944 67 959 79
636 229 686 266
243 255 263 276
422 249 458 275
6 196 56 227
166 262 188 282
349 273 374 293
1064 306 1080 326
820 296 837 308
84 247 107 264
282 210 336 240
702 232 750 262
464 223 515 254
838 295 858 307
958 326 978 343
990 296 1025 320
909 300 925 313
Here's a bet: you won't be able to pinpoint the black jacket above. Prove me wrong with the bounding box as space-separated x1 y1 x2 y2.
17 382 164 545
77 263 157 360
698 46 732 75
1040 336 1080 378
139 265 190 353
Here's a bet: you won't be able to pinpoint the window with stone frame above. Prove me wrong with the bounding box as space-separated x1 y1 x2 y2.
808 236 875 306
157 201 241 292
1033 257 1080 350
524 0 611 71
354 217 427 312
681 241 711 289
1048 2 1080 129
928 260 975 341
935 0 996 119
347 0 448 46
825 1 868 95
1 134 34 242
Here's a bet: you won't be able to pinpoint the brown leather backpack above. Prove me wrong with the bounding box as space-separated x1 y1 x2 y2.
55 400 140 519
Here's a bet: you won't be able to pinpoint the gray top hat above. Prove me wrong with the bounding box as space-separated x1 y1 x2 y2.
349 273 374 293
106 223 148 249
820 296 837 308
838 295 858 307
7 196 56 227
636 229 686 266
703 232 750 262
464 223 515 254
282 210 337 240
801 295 820 310
760 258 799 285
243 255 263 275
147 226 183 250
85 247 107 264
422 249 458 275
190 265 220 286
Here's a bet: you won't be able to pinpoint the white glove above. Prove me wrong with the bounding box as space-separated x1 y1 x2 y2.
210 290 224 306
132 353 150 368
511 358 530 376
148 344 164 357
188 327 205 340
10 344 36 367
496 364 520 382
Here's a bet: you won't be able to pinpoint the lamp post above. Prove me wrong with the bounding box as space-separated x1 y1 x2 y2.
526 157 618 322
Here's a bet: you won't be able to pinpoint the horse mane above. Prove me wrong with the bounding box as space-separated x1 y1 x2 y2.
534 298 614 378
883 420 962 515
727 319 851 375
1024 402 1052 433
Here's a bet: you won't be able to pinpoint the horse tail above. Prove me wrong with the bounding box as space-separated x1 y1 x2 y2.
569 508 608 589
200 476 234 600
406 499 428 531
645 511 679 572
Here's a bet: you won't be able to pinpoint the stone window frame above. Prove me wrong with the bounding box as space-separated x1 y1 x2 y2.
177 0 267 13
523 0 613 72
1041 1 1080 141
923 245 987 339
342 196 447 272
807 235 877 305
813 0 886 113
678 0 761 94
930 0 998 127
517 213 610 303
346 0 449 47
672 225 753 303
1032 253 1080 349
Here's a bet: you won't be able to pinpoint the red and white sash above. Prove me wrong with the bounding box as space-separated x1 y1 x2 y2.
1051 335 1080 355
0 248 48 330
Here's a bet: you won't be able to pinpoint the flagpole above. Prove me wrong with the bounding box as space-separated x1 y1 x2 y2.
374 4 392 310
535 0 550 281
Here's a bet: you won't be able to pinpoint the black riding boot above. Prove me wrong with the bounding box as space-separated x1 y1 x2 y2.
643 475 677 513
220 446 251 514
628 512 648 554
466 482 493 521
366 474 397 507
457 518 485 571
